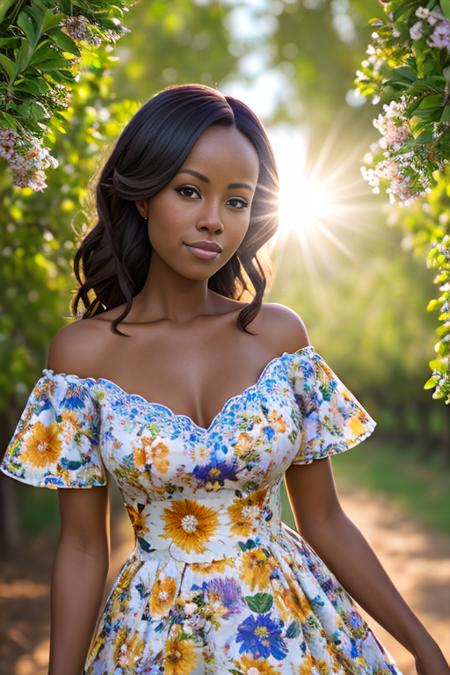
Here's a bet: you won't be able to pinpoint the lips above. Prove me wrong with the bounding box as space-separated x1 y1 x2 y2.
184 240 223 252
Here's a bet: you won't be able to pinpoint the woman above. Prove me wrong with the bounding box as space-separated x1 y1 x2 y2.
1 83 448 674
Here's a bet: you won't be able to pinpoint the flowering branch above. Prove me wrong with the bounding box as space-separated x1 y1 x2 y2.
0 0 134 191
356 1 450 404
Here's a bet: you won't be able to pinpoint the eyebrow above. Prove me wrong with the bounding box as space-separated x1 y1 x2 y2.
176 168 254 192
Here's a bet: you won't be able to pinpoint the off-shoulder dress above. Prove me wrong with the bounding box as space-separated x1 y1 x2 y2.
0 345 402 674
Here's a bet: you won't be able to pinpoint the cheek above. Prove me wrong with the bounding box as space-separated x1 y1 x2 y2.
148 190 182 224
147 195 185 244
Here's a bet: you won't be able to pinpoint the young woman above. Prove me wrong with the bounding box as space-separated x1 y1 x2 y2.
1 83 448 675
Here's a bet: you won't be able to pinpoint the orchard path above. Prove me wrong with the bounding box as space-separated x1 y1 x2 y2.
1 484 449 674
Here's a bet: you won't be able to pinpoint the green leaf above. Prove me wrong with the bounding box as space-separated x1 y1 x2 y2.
42 9 62 35
17 10 37 47
392 66 417 82
0 109 19 129
13 78 50 96
47 28 80 56
441 0 450 20
418 94 444 109
24 3 45 35
405 98 424 116
46 68 75 83
29 41 53 66
424 375 440 390
245 593 273 613
25 100 49 121
392 5 415 21
413 129 434 143
413 108 444 121
16 39 33 74
444 66 450 85
32 56 68 73
0 0 16 24
0 37 20 48
408 81 435 95
440 105 450 123
0 53 15 82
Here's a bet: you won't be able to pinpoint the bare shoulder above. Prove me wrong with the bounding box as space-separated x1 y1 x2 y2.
256 302 311 355
47 317 107 379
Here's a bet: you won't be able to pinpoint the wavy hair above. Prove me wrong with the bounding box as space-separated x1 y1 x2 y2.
72 83 279 336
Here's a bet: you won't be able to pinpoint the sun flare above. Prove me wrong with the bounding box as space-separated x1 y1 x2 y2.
278 170 335 236
271 126 337 238
265 123 378 276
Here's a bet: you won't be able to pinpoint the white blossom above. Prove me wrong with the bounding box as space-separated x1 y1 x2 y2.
427 21 450 48
410 21 424 40
415 7 430 19
0 127 58 191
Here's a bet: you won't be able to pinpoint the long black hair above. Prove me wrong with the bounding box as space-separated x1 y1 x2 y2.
72 83 280 336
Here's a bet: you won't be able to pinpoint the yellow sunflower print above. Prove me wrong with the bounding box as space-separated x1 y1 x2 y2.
149 575 177 617
161 498 218 553
234 654 281 674
239 548 277 591
163 632 197 675
228 486 268 537
20 421 61 468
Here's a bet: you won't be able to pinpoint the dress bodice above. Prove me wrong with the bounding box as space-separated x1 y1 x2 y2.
1 345 377 566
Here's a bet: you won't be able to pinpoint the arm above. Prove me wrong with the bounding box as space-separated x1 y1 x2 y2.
284 458 449 673
47 322 110 674
49 485 110 675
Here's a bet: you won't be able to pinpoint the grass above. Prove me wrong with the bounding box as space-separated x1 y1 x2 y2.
282 439 450 536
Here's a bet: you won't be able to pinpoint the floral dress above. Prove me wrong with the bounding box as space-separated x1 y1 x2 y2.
0 345 403 674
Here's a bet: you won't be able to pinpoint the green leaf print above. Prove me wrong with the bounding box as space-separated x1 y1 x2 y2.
245 592 273 613
286 619 301 638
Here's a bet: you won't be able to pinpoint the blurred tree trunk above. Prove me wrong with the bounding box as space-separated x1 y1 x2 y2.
0 409 20 558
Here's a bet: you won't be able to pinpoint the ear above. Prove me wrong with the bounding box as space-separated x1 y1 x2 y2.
135 200 149 219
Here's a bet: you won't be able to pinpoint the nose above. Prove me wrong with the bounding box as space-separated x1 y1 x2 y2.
196 204 224 234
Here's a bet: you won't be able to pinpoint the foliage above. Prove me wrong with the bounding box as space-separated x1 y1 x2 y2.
111 0 240 101
355 2 450 205
0 0 134 190
355 1 450 404
0 44 139 409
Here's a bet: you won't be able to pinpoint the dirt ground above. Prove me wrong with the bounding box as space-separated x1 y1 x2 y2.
1 486 449 674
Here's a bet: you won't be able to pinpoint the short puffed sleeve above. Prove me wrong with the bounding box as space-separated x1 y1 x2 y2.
0 369 107 489
288 346 377 465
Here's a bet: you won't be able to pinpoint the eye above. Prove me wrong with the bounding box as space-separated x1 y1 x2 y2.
175 185 200 199
228 197 248 210
175 185 248 210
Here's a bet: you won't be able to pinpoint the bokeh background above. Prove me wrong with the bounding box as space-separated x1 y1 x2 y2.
1 1 449 673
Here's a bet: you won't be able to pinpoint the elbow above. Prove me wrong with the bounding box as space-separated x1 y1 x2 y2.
299 506 348 543
57 533 110 567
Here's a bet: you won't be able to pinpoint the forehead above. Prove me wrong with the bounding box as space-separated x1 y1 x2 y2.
182 125 259 178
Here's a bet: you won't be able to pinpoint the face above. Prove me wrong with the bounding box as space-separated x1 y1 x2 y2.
135 124 260 280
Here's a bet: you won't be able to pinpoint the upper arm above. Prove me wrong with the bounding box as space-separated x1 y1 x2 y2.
58 486 110 555
48 320 110 549
284 457 344 531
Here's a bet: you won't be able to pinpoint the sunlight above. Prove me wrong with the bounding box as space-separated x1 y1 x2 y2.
266 122 381 275
271 126 337 239
278 163 335 237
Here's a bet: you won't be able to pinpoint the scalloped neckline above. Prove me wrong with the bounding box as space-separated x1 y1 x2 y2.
43 345 315 434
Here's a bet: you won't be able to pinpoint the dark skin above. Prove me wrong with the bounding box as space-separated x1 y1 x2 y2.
46 125 449 674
